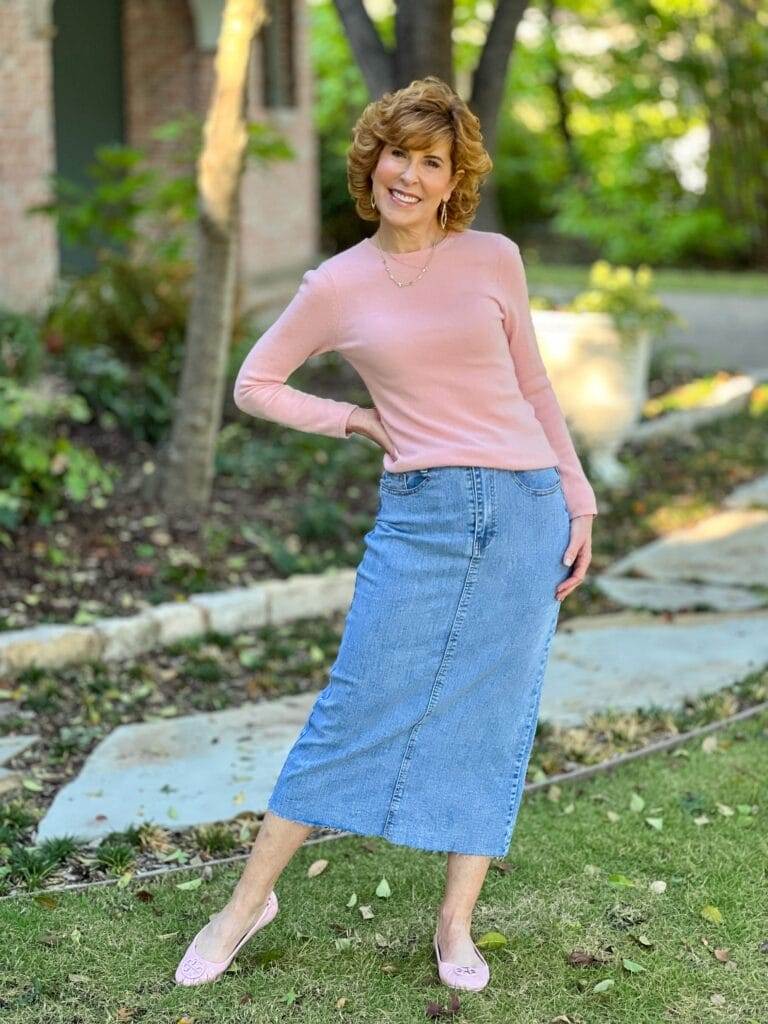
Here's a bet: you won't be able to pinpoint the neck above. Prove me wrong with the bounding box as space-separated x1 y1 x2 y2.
373 224 448 253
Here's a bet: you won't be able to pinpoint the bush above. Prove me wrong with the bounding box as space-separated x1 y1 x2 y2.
47 253 190 443
0 308 46 384
0 378 116 531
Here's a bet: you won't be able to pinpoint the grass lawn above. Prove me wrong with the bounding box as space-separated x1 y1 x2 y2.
524 263 768 296
2 709 765 1023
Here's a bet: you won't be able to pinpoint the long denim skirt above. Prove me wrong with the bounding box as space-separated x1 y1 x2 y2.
267 465 572 857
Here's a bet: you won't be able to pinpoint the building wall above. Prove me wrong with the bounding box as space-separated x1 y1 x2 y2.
240 0 320 287
123 0 319 309
0 0 318 316
0 0 58 314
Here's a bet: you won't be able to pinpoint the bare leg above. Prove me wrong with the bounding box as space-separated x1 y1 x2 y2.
193 810 313 961
435 853 491 968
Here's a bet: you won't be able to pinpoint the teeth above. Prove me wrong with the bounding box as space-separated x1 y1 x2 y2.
391 189 419 204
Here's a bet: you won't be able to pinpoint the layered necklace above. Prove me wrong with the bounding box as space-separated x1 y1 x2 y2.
372 231 450 288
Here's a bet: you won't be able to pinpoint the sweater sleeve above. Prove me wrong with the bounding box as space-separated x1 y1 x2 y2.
496 235 599 519
233 265 359 439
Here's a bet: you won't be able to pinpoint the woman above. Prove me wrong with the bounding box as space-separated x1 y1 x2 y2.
175 75 597 992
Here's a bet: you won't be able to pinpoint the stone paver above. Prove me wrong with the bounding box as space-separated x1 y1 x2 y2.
34 609 768 842
602 509 768 588
35 697 317 844
0 735 39 764
594 576 766 612
543 608 768 727
723 473 768 510
0 734 40 798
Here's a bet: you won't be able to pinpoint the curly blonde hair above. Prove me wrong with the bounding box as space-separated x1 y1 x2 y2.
347 76 493 232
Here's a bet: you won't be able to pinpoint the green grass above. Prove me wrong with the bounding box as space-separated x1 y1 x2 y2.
1 711 766 1022
525 263 768 296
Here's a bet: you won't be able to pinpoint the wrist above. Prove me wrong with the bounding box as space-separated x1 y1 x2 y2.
345 405 362 436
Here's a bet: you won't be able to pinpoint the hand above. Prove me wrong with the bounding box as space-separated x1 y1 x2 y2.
346 406 398 458
556 514 594 602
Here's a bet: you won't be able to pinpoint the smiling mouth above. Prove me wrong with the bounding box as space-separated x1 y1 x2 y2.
389 188 421 205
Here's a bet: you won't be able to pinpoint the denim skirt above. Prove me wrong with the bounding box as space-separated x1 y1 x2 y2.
267 465 572 857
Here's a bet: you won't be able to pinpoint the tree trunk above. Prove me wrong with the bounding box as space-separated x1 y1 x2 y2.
159 0 266 521
332 0 530 232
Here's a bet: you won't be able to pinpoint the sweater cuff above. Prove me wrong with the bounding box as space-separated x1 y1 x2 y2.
338 403 359 438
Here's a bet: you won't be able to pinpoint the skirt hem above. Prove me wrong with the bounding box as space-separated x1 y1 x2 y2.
266 800 509 859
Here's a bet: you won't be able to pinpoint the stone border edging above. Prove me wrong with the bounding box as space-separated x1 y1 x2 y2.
3 698 765 902
0 569 357 682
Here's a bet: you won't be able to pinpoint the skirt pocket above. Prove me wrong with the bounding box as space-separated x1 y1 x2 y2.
379 468 432 496
511 466 561 496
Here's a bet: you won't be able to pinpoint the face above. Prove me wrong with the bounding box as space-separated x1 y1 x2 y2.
371 138 463 230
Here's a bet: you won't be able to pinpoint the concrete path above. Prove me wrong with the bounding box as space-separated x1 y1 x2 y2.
35 605 768 843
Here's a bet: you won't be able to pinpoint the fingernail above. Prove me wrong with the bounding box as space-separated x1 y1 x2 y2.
564 556 573 566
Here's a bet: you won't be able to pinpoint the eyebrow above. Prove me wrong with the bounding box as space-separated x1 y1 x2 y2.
392 146 445 162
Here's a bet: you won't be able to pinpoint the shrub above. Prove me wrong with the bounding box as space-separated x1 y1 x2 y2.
0 378 115 531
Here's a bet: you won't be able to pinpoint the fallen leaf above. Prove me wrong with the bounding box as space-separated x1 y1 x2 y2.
701 905 723 924
607 873 635 887
593 978 614 992
375 877 391 898
476 931 508 950
176 877 202 891
568 948 612 966
622 957 646 973
307 858 328 877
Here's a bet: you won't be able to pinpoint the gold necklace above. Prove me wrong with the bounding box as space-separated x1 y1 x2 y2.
373 231 449 288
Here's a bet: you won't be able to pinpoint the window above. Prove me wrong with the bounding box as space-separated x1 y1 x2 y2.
259 0 296 108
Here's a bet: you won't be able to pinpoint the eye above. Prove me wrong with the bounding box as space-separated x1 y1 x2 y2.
391 147 441 168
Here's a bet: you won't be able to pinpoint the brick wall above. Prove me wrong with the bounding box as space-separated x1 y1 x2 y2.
0 0 319 317
123 0 319 312
0 0 58 314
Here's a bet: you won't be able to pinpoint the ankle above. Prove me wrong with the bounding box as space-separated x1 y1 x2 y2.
227 889 271 919
437 906 472 933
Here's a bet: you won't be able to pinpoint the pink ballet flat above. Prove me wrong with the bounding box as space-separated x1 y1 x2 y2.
433 930 490 991
175 890 279 986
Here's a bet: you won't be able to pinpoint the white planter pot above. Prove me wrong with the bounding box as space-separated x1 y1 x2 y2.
530 310 652 488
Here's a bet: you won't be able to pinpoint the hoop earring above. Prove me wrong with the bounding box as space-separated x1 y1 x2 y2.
440 200 448 229
371 189 376 210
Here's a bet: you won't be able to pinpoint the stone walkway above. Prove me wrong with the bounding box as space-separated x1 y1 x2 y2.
17 472 768 844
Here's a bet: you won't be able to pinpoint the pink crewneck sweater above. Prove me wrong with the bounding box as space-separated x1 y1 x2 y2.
233 229 598 519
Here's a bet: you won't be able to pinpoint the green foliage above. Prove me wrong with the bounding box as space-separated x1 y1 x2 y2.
0 309 45 384
0 378 116 530
552 185 750 264
566 260 682 344
30 115 294 442
47 253 190 443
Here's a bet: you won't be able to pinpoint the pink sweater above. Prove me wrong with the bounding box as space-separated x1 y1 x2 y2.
233 229 598 519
